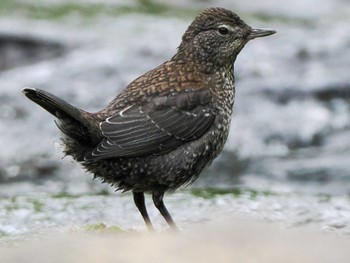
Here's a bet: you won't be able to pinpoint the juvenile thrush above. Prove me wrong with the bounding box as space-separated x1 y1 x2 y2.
23 7 276 231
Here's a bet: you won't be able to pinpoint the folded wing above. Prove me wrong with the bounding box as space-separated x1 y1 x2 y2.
84 89 214 160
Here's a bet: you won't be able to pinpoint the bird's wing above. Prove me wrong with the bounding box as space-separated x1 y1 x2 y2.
84 89 214 160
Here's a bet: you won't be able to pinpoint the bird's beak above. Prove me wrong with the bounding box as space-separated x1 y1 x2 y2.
247 28 276 40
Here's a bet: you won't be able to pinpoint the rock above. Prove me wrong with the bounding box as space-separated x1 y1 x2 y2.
0 34 65 71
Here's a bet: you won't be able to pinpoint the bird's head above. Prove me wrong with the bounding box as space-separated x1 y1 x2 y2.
173 7 276 71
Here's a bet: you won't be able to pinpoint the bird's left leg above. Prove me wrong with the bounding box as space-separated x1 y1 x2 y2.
152 189 179 231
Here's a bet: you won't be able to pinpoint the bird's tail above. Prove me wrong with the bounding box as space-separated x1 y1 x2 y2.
22 87 98 159
23 87 85 121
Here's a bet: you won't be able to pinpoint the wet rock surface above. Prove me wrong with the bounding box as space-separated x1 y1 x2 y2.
0 0 349 239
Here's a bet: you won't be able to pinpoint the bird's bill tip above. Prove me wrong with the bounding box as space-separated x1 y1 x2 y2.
248 28 276 40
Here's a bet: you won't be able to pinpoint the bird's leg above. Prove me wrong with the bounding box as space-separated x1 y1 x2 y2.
133 191 154 231
152 189 179 231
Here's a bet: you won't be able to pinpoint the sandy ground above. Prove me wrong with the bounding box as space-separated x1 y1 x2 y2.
1 218 349 263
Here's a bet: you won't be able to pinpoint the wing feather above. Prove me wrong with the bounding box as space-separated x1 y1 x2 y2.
84 89 214 160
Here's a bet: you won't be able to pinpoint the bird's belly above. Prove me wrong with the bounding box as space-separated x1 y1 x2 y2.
146 124 230 191
83 122 230 193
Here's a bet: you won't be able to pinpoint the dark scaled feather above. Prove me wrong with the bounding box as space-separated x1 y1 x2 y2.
84 89 214 160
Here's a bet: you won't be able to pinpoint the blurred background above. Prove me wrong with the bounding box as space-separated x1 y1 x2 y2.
0 0 349 240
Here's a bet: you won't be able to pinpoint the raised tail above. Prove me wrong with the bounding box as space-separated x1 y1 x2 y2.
23 87 84 121
22 87 99 159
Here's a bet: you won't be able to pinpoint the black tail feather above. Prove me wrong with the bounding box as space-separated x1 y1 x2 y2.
22 87 85 122
22 87 98 160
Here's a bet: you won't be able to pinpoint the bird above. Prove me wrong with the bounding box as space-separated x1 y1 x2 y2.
22 7 276 231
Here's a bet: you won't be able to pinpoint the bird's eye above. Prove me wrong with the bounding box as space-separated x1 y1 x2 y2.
218 26 229 35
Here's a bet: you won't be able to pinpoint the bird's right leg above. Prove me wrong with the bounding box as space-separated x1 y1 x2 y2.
133 191 154 231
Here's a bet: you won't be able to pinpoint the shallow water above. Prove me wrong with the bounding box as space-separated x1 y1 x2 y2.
0 189 349 242
0 0 349 240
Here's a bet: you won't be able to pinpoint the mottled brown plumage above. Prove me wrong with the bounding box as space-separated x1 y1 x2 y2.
22 7 275 231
